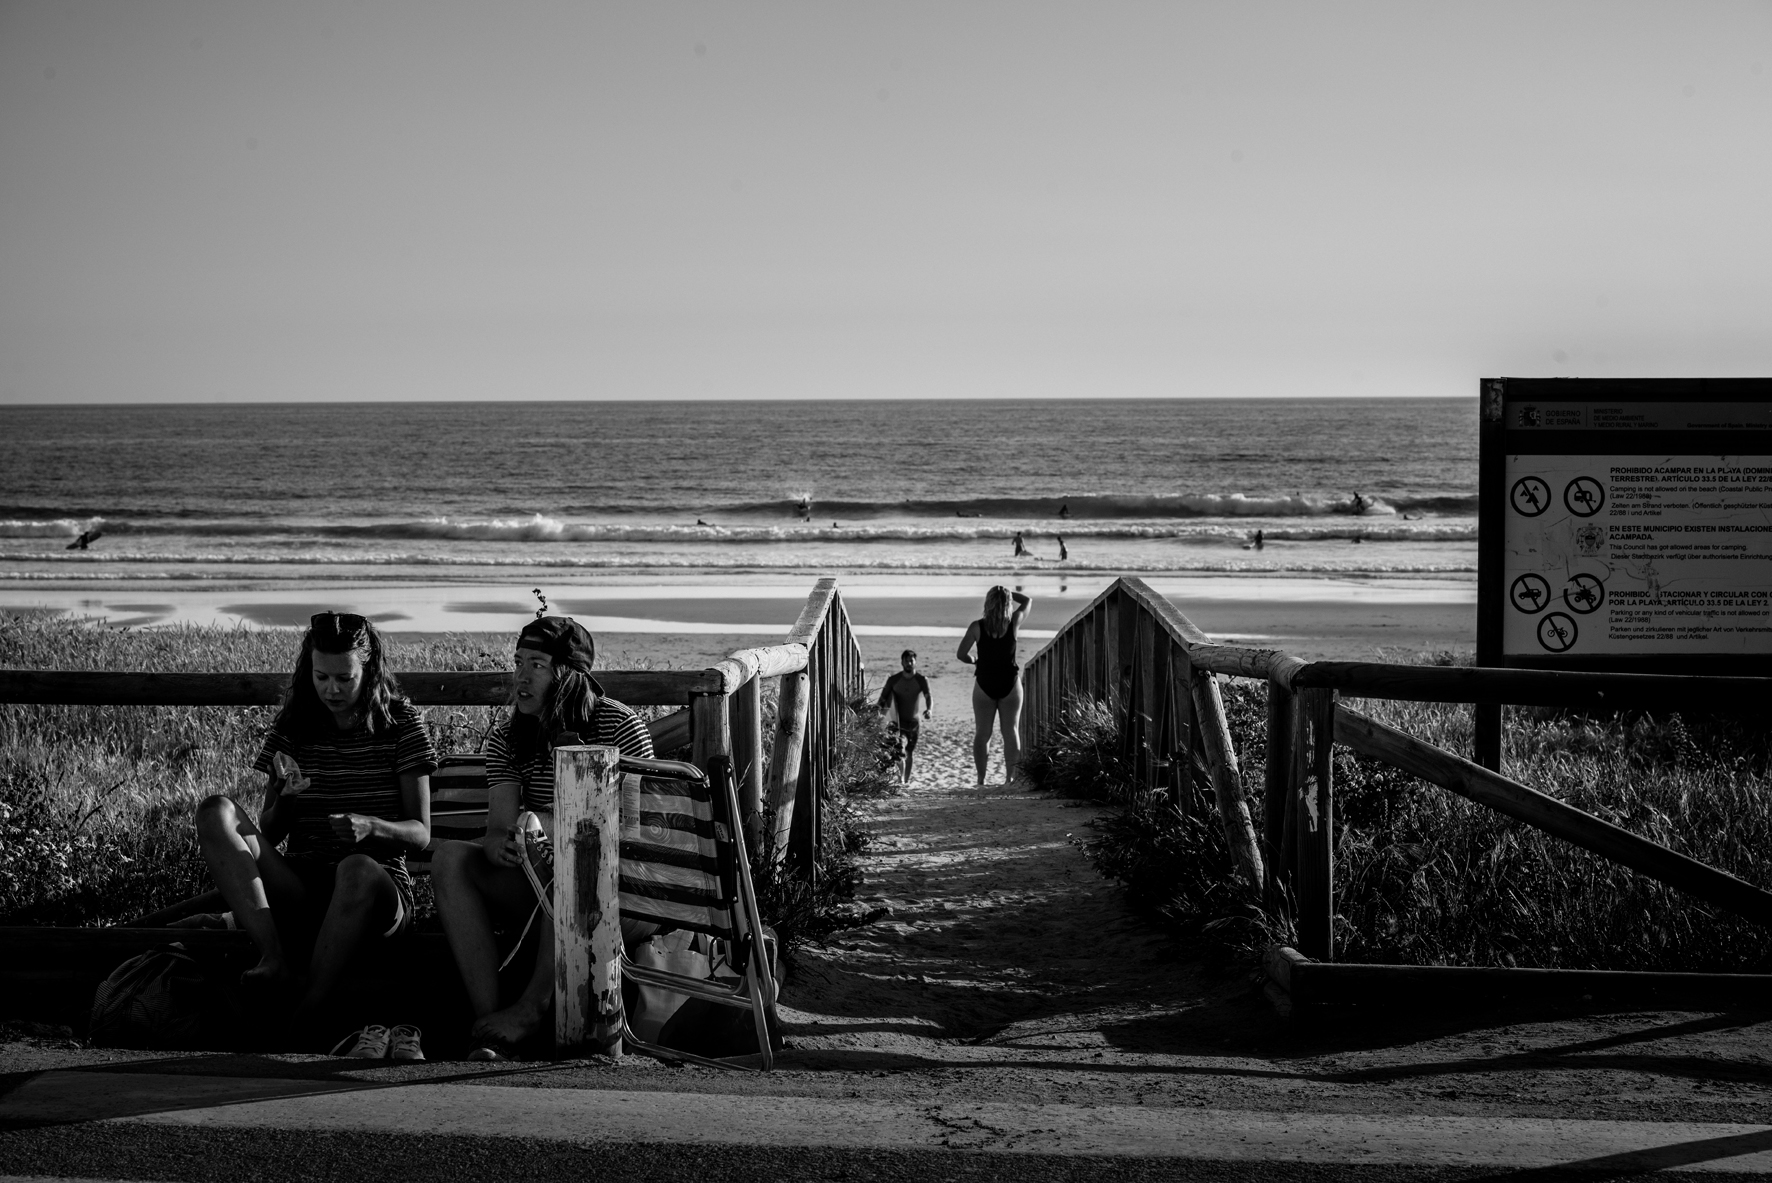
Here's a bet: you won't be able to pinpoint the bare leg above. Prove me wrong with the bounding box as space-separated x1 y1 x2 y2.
296 853 400 1026
195 795 304 987
903 732 918 783
433 841 544 1045
971 682 997 785
996 678 1025 783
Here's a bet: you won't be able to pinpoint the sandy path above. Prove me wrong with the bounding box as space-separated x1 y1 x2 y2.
778 718 1206 1059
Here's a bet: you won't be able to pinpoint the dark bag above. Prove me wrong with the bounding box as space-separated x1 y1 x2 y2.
89 943 238 1050
623 927 779 1058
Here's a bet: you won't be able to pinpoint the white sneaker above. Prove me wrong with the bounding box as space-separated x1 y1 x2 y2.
388 1024 425 1062
330 1025 390 1059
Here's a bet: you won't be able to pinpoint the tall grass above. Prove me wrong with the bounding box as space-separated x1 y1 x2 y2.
0 614 881 940
0 617 506 926
1024 664 1772 974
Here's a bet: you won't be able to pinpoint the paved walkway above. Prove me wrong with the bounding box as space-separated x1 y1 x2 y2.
5 719 1772 1178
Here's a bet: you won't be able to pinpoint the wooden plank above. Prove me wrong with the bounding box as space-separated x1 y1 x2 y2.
730 676 765 848
1262 682 1294 902
553 744 625 1058
0 668 719 707
1336 705 1772 929
648 708 692 754
1192 669 1265 901
1294 661 1772 711
1264 943 1308 993
1282 691 1305 902
690 693 732 779
765 670 810 861
1296 687 1335 960
1288 955 1772 1012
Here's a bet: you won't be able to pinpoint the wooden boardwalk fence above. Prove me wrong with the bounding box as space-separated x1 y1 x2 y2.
1022 576 1772 1013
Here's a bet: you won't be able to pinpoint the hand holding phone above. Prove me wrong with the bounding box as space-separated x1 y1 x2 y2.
272 752 310 797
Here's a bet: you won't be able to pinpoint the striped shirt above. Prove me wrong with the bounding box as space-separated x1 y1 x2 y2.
486 697 655 814
253 701 438 886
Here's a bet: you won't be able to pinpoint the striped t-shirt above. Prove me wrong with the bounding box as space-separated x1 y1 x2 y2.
253 700 438 885
486 697 655 814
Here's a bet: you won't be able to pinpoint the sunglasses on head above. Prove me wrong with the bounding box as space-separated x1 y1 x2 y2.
310 612 368 636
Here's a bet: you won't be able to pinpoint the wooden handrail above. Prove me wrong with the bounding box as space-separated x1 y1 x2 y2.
0 668 722 706
785 578 840 647
1336 705 1772 929
1293 661 1772 709
705 643 809 695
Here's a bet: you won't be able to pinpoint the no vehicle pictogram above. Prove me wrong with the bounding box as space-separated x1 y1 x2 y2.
1564 476 1605 517
1509 574 1551 614
1562 573 1605 614
1537 612 1578 652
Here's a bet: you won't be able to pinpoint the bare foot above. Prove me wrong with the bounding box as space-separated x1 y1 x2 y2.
241 957 292 990
470 1002 544 1050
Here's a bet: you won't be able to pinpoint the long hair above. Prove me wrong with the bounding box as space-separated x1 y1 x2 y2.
273 616 406 739
981 585 1014 638
507 663 599 762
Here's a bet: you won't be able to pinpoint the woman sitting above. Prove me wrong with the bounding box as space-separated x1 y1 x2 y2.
195 612 435 1045
433 616 654 1059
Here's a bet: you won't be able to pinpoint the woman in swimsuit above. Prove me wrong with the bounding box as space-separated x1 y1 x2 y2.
956 586 1032 786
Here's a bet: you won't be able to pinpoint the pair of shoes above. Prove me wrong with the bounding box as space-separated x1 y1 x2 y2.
330 1023 425 1061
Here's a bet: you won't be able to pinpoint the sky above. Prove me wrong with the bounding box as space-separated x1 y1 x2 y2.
2 2 1770 404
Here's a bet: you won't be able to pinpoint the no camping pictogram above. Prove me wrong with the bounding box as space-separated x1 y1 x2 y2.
1510 476 1551 517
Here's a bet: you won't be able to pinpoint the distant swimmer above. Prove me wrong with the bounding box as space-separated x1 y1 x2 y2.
696 518 709 527
1254 529 1264 550
1012 531 1027 558
66 529 102 551
1057 536 1068 561
1058 503 1070 519
957 510 982 518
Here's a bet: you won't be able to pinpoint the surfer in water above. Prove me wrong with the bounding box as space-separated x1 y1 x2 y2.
66 529 102 551
1012 531 1027 558
1058 503 1070 520
1056 536 1068 561
1351 492 1368 515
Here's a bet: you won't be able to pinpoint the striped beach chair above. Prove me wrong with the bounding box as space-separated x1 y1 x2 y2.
616 753 780 1071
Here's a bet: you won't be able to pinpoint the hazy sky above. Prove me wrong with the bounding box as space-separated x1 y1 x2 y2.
3 2 1770 403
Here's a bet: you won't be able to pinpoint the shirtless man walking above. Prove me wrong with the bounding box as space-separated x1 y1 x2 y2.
876 649 933 783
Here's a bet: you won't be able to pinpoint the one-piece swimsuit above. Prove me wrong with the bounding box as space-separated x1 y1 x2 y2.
973 617 1021 700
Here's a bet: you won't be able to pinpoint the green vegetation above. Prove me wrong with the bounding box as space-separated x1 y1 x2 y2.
0 614 877 943
1024 665 1772 974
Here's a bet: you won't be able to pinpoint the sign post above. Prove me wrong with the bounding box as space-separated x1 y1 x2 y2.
1477 378 1772 769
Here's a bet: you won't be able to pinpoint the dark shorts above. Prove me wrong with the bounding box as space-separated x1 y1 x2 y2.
896 721 921 756
283 856 414 941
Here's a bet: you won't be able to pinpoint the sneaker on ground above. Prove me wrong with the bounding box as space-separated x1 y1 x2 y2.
330 1024 390 1059
388 1024 425 1062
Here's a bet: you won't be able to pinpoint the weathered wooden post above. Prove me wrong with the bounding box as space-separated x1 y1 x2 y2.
764 669 810 862
553 744 624 1058
1192 668 1265 901
1262 680 1295 907
1295 688 1336 960
691 691 733 776
730 676 765 847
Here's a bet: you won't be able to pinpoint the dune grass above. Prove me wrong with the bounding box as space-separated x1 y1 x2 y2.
0 614 877 939
1024 662 1772 974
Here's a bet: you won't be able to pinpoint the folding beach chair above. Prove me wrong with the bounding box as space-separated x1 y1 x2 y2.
404 753 491 877
616 753 781 1071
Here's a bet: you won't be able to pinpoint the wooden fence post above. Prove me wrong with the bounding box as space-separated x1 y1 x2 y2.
1263 681 1294 905
553 744 624 1058
1296 688 1336 960
729 678 764 847
764 670 809 862
691 691 732 775
1191 669 1265 900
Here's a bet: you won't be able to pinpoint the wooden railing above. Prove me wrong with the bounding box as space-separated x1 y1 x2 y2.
1022 576 1772 966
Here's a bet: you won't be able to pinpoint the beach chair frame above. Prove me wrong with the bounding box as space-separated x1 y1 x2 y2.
615 754 781 1071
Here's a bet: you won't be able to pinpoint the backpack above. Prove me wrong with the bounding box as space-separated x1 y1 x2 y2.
88 943 239 1050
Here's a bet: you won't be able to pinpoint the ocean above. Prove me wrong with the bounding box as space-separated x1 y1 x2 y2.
0 398 1476 579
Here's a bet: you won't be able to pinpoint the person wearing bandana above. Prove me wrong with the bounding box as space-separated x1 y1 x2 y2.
432 616 653 1059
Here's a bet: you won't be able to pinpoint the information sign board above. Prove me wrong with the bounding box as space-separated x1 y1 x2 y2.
1478 378 1772 674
